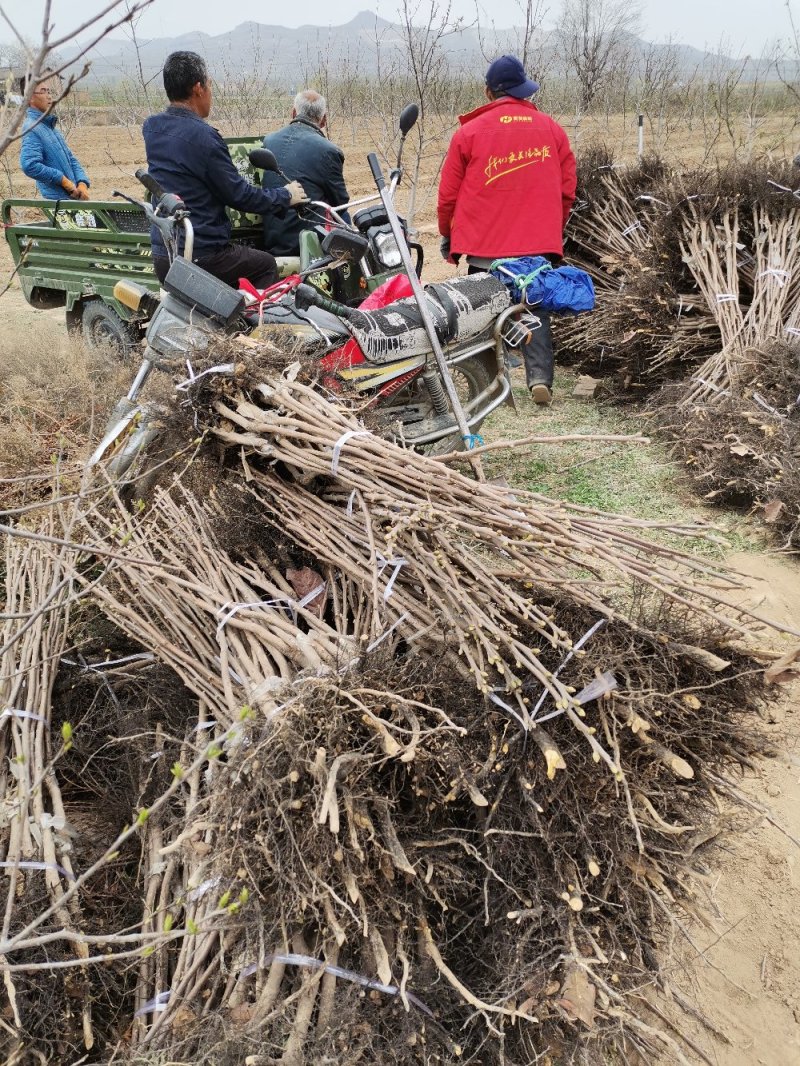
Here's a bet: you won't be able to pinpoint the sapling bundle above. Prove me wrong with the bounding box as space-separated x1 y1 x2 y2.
40 469 773 1065
2 359 797 1064
654 347 800 548
678 198 800 405
0 523 93 1058
650 177 800 544
558 156 800 392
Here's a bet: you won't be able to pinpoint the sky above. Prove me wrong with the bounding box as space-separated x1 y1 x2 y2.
3 0 796 55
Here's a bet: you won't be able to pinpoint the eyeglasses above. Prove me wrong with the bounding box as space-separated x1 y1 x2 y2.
33 86 53 95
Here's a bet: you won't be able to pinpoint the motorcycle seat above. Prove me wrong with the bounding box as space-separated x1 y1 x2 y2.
343 273 510 365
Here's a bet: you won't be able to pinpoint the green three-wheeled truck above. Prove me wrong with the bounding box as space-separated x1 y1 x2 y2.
3 137 324 354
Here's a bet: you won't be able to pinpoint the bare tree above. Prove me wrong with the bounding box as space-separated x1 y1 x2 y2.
212 37 278 136
775 0 800 141
476 0 549 78
0 0 152 159
396 0 472 225
119 0 159 112
556 0 641 113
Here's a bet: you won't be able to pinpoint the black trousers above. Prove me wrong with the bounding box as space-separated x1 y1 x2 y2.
153 243 279 290
468 264 554 389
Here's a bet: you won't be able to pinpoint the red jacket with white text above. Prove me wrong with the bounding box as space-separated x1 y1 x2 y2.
437 97 576 259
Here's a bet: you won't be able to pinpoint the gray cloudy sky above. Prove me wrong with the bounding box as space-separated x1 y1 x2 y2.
5 0 795 54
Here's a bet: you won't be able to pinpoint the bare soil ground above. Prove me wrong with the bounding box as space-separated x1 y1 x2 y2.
2 116 800 1065
659 553 800 1066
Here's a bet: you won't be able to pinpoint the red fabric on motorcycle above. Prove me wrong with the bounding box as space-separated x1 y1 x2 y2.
359 273 414 309
321 274 414 373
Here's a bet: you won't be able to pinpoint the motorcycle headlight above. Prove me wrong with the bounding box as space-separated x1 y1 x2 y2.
372 230 403 269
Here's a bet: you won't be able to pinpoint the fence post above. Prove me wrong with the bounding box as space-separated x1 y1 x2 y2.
638 113 644 159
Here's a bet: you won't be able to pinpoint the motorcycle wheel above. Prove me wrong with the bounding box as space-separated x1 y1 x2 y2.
418 356 492 458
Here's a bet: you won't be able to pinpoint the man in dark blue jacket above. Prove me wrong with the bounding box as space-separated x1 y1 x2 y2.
261 90 350 256
143 52 309 288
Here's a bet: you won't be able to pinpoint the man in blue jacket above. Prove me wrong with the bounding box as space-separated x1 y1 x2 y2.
261 90 350 256
20 77 91 201
142 51 309 288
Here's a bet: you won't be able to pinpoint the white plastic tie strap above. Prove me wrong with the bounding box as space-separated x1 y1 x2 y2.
574 671 618 705
767 180 793 193
536 671 618 725
531 618 607 723
376 554 407 601
715 293 738 303
297 583 326 610
214 584 331 637
366 612 409 653
785 326 800 337
187 877 220 902
695 376 731 397
134 991 171 1017
175 363 235 392
621 221 642 237
752 392 784 419
238 953 434 1017
1 708 47 724
758 269 790 286
216 598 293 636
330 430 370 475
488 692 528 731
0 860 75 881
61 653 154 672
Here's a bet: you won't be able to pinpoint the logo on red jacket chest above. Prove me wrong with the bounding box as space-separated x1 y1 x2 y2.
484 144 552 184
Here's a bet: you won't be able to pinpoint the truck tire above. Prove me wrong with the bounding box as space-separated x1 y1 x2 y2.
81 300 138 359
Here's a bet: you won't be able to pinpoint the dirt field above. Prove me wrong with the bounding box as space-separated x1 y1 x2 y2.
663 553 800 1066
2 115 800 1065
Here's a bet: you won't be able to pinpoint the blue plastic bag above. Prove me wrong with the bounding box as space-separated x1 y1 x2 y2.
490 256 595 314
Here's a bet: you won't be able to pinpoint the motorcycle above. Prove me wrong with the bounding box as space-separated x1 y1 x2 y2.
91 109 537 480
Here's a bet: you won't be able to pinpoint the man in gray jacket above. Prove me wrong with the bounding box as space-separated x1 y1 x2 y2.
261 90 350 255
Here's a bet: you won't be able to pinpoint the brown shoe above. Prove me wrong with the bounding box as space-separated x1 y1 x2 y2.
529 383 552 406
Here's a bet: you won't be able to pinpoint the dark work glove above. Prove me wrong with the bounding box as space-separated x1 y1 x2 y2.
440 236 451 261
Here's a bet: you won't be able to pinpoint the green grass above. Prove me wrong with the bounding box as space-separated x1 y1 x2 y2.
480 368 763 557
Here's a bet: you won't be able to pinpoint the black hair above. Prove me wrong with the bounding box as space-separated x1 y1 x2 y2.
21 71 53 93
162 51 207 102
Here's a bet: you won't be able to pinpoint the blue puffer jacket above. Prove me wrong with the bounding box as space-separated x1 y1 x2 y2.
261 118 350 255
19 109 90 200
143 105 291 259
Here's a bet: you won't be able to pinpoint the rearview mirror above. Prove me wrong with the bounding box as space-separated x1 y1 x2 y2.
399 104 419 137
321 228 369 262
248 148 280 173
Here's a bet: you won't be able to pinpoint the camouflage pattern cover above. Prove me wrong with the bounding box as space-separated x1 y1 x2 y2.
226 139 267 232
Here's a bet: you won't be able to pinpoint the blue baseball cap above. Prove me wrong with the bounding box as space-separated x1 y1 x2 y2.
486 55 539 99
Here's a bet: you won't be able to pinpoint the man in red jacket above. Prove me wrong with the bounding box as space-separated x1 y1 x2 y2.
438 55 576 405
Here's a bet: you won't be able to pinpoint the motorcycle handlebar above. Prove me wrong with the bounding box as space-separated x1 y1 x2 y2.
135 168 165 201
294 283 356 321
368 153 386 192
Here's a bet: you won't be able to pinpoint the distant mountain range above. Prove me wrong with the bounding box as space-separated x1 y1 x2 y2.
60 10 783 87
